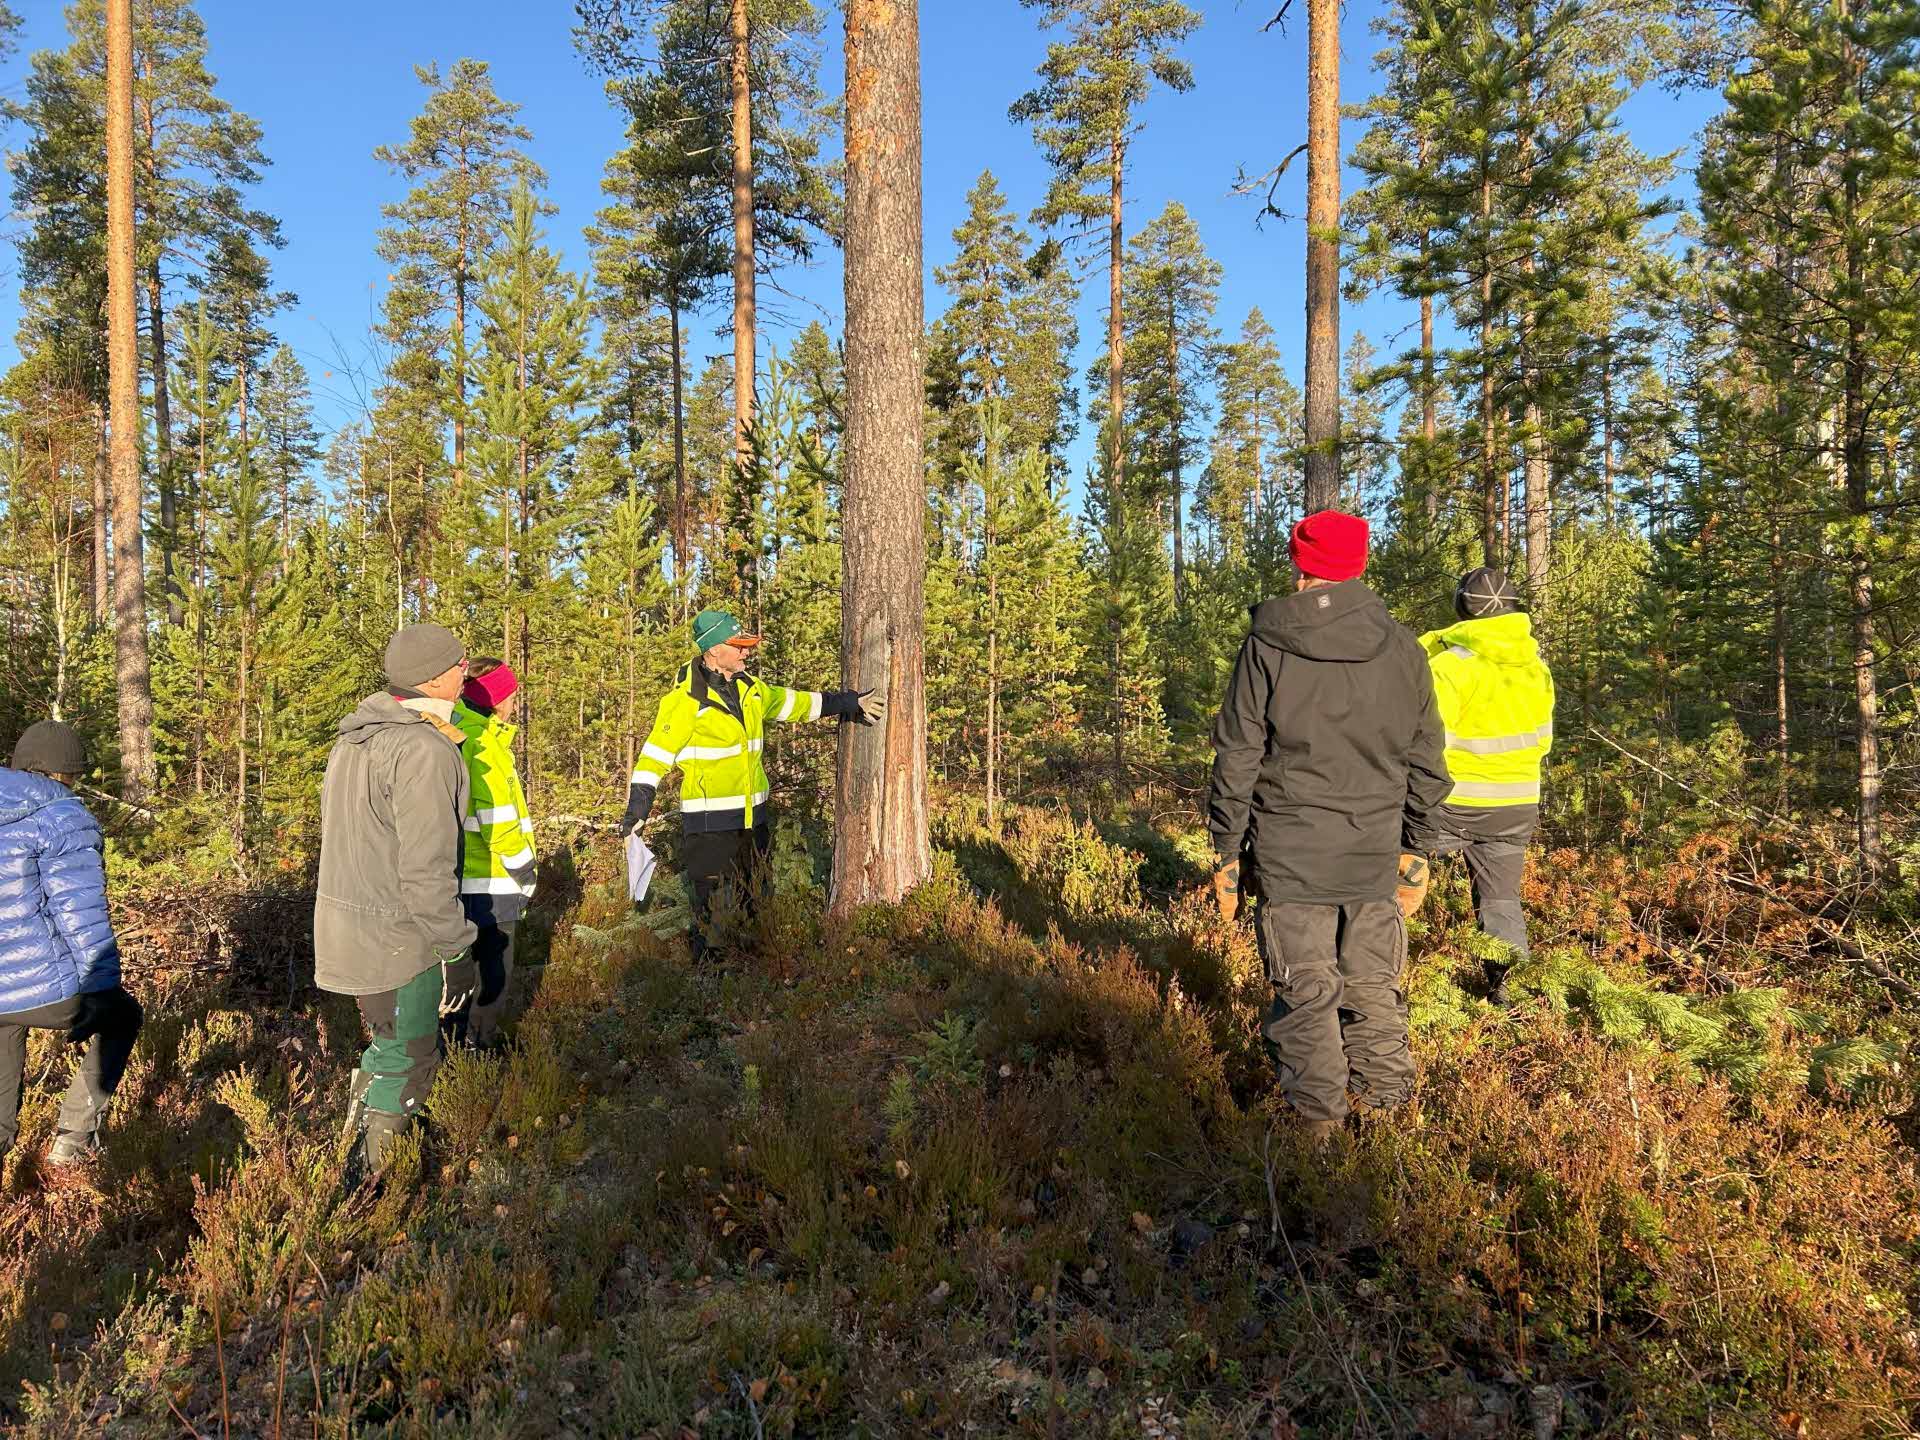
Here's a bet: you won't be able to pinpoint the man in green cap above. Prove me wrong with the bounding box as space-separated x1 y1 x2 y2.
621 610 885 960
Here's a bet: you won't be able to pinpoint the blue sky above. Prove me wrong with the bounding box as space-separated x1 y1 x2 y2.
0 0 1722 480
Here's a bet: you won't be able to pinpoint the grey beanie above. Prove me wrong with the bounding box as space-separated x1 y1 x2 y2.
1454 566 1522 620
383 623 465 689
12 720 87 776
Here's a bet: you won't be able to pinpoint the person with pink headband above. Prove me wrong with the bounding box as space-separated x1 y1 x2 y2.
450 657 537 1049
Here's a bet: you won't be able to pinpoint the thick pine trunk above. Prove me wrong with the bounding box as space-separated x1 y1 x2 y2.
833 0 930 914
107 0 155 802
728 0 758 612
1302 0 1340 514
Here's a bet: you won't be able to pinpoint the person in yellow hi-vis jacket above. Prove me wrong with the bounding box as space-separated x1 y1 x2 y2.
1405 567 1556 1003
621 610 885 960
451 657 537 1048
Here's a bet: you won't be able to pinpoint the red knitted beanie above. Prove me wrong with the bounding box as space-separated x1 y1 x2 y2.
1288 510 1370 582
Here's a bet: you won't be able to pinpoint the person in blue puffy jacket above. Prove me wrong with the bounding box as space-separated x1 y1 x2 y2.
0 720 143 1167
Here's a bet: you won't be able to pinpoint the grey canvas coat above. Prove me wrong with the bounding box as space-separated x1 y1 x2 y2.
315 693 476 996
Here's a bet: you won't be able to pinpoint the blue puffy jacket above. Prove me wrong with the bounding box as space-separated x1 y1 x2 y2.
0 767 120 1014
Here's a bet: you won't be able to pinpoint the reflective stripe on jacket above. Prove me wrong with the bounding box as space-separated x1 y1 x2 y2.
633 662 824 833
452 702 537 907
1418 612 1556 808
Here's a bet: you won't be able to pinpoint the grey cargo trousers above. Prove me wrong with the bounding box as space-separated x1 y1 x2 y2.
1254 897 1411 1122
1426 803 1535 977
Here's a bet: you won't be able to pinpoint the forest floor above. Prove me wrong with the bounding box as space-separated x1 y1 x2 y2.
0 804 1915 1439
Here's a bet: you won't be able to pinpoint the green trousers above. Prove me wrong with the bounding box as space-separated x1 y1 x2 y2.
354 963 445 1117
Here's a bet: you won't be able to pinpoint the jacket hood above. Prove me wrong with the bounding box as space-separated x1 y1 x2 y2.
337 691 436 746
1422 611 1541 666
1248 580 1394 663
0 766 72 824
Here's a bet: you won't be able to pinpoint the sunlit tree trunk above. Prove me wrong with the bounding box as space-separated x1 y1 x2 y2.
107 0 156 801
1302 0 1340 513
833 0 930 913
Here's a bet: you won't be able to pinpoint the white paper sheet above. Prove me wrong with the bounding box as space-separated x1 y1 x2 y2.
625 831 657 904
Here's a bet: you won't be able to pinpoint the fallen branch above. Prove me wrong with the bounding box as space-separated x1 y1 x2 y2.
1721 872 1920 1000
1574 725 1789 829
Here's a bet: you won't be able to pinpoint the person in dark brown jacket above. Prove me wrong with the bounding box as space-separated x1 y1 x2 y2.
1207 510 1452 1138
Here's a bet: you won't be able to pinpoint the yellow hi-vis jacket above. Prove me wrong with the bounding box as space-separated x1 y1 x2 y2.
1418 612 1556 807
452 701 538 913
632 662 826 833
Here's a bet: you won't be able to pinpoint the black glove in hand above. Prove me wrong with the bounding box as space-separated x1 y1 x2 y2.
619 781 654 837
828 689 887 726
66 990 112 1044
439 952 478 1018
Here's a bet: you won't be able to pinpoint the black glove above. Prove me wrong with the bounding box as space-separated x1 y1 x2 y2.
824 689 882 726
66 989 114 1044
438 952 478 1018
619 781 654 837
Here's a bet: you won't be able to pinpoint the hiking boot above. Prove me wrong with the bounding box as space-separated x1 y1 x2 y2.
1485 963 1514 1007
344 1110 410 1190
46 1130 99 1166
1296 1115 1341 1146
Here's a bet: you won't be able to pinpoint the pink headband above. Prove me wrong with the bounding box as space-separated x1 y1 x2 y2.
462 665 519 711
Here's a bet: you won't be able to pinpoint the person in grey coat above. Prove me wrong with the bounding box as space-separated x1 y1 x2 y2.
316 623 478 1176
1208 511 1452 1139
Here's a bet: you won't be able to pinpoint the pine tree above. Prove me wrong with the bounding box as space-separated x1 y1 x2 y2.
1199 307 1301 587
468 185 602 787
930 171 1081 492
1350 0 1659 574
12 0 283 626
1694 0 1920 872
578 0 836 608
1011 0 1199 496
375 59 546 501
1117 200 1219 611
585 13 733 610
255 345 321 565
